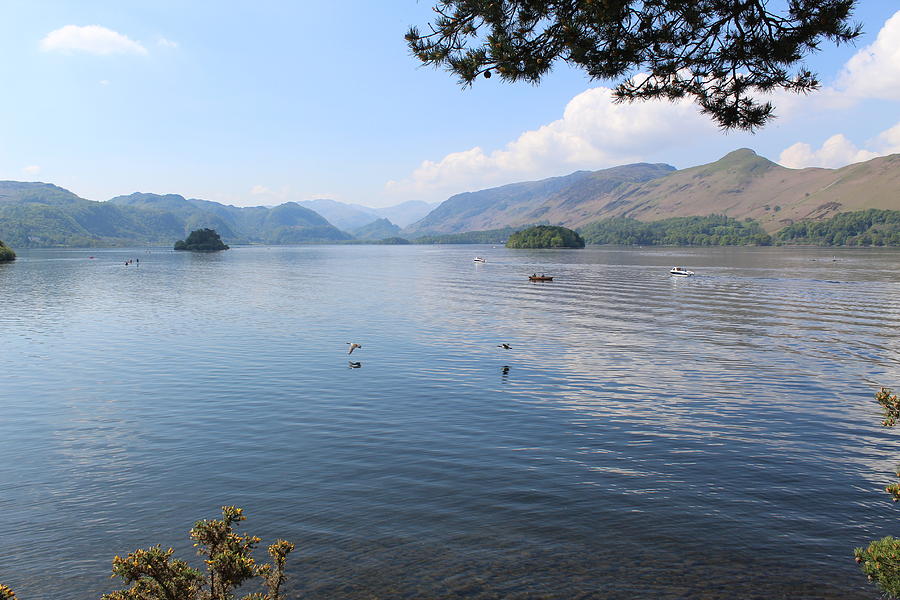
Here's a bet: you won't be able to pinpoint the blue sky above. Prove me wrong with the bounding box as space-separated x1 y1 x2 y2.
1 1 899 208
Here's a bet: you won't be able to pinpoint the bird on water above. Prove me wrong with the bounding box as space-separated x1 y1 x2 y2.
348 361 361 368
498 343 512 349
347 342 362 355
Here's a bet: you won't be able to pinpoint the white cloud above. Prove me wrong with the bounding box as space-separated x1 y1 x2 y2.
22 165 41 176
99 79 110 86
250 184 271 195
779 134 880 169
874 122 900 154
836 10 900 100
157 37 178 49
40 25 147 56
386 86 716 200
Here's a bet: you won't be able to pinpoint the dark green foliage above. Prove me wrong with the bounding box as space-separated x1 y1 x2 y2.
412 226 522 244
580 215 772 246
0 239 15 261
856 537 900 598
175 228 229 252
506 225 584 249
777 209 900 246
407 0 860 130
103 506 294 600
376 237 411 245
856 388 900 597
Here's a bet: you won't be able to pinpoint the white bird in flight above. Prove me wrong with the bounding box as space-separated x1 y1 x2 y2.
347 342 362 355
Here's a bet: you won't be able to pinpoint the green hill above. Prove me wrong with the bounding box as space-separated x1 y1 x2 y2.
0 184 350 247
351 218 401 240
404 163 675 236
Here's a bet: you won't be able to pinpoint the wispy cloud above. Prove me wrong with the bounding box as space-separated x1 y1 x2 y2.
40 25 147 56
157 37 178 49
250 184 271 195
22 165 41 176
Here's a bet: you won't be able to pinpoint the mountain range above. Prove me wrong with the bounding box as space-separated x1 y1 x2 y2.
2 148 899 248
0 185 352 247
295 199 436 230
402 149 900 235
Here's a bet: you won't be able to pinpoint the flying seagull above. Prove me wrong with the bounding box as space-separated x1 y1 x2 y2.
497 343 512 350
347 342 362 355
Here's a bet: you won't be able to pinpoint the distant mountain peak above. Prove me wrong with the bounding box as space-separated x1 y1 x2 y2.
722 148 758 159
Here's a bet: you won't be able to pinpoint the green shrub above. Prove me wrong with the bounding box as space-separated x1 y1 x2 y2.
856 536 900 597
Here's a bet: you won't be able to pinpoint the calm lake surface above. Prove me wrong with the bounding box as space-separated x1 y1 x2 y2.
3 244 900 599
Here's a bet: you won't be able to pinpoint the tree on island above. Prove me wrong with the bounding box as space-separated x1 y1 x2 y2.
175 228 230 252
506 225 585 249
0 239 16 262
407 0 860 130
855 388 900 598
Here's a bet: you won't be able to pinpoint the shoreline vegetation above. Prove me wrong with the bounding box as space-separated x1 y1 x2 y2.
6 210 900 250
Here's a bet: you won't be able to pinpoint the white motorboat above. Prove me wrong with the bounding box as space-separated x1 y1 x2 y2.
473 256 486 262
670 266 695 276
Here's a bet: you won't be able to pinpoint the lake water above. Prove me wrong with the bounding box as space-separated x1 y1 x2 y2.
2 244 900 599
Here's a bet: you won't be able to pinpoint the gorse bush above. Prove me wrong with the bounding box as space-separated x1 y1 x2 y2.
856 388 900 597
102 506 293 600
1 507 292 600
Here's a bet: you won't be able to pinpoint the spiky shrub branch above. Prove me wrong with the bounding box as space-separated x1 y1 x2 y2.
103 506 294 600
856 388 900 597
406 0 860 130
